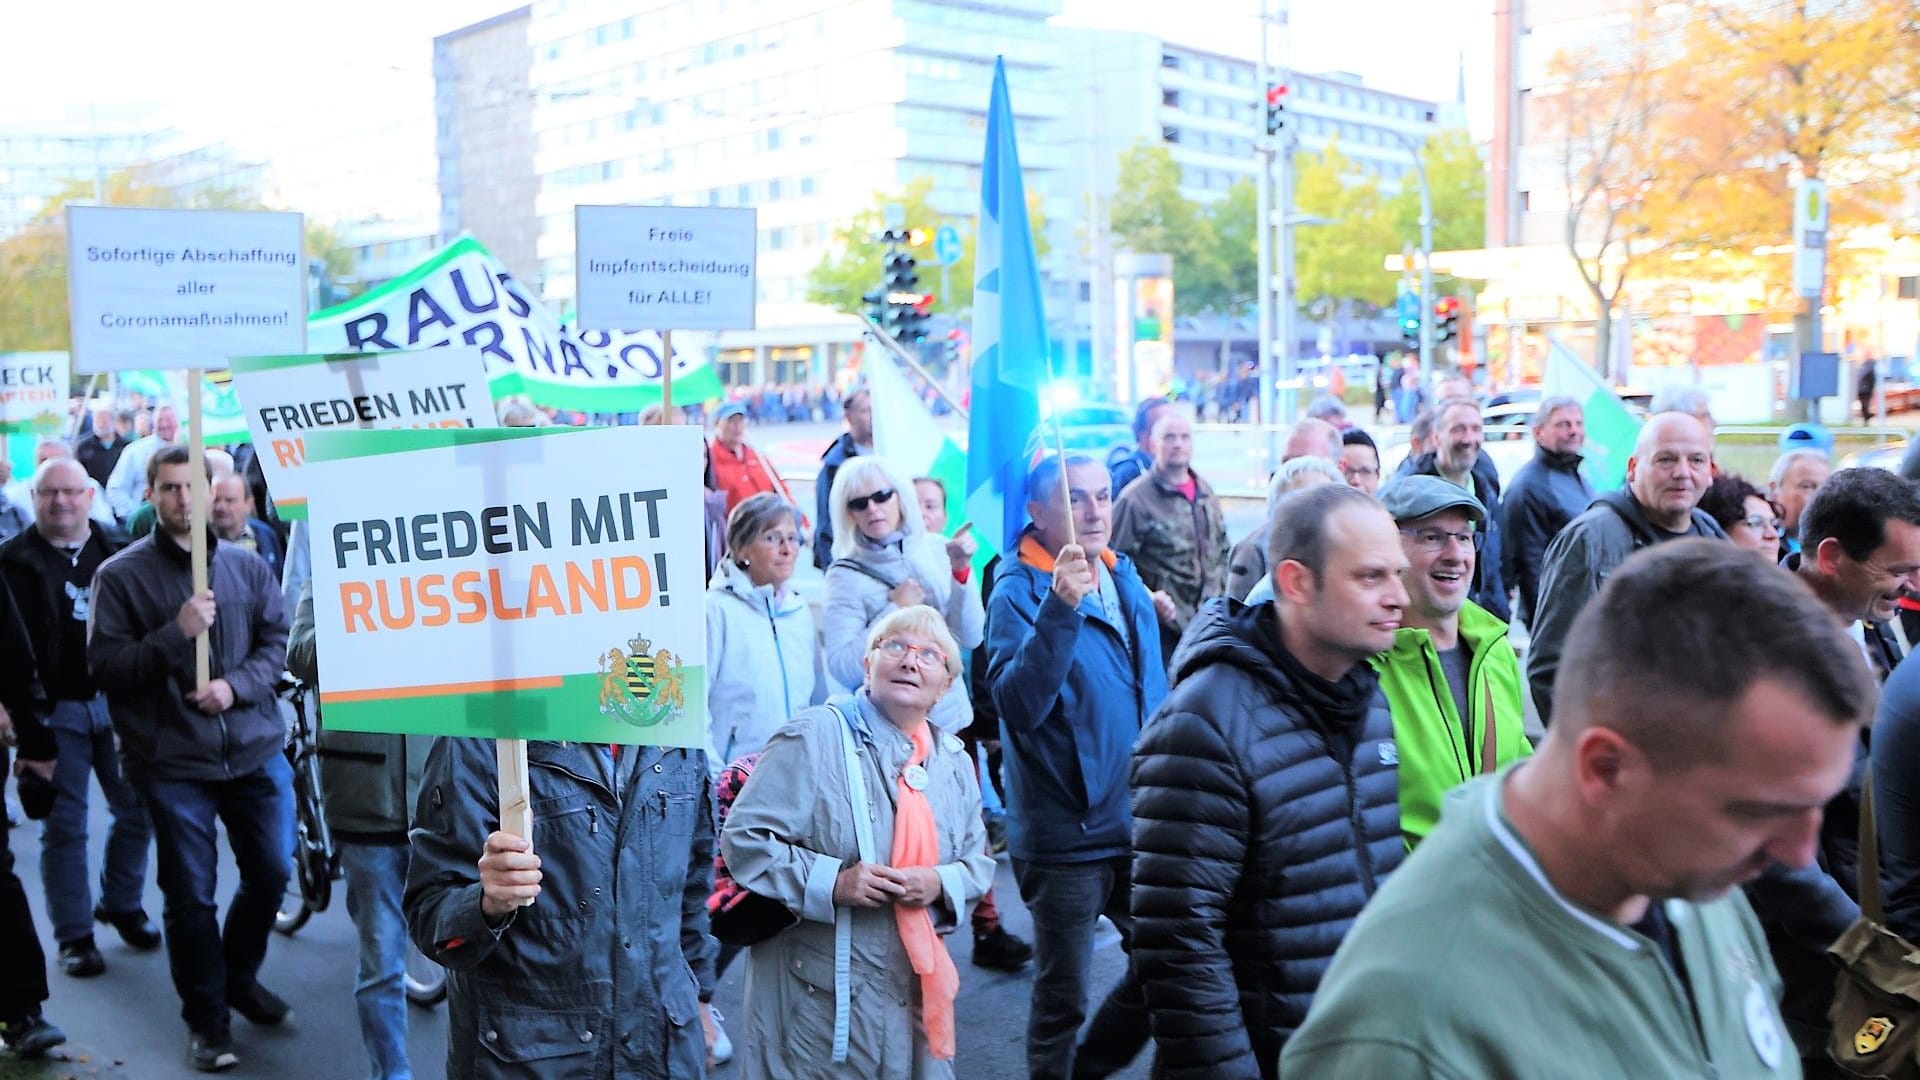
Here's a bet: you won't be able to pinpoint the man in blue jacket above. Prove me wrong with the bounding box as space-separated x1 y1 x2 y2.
1499 395 1591 627
987 452 1171 1080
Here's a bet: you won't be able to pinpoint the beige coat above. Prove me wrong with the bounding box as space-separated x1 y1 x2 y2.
720 693 995 1079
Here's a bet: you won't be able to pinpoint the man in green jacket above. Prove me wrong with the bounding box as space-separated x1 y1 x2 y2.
1371 477 1531 848
1283 541 1874 1079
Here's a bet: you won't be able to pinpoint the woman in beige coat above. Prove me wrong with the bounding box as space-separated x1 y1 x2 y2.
720 607 996 1079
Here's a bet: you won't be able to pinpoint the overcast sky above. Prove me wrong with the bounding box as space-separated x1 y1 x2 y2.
1 0 1487 219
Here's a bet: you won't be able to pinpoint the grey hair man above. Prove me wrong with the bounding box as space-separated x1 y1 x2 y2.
1227 457 1345 602
1651 383 1717 435
1528 413 1723 724
1500 395 1594 625
1769 449 1832 555
1305 394 1350 431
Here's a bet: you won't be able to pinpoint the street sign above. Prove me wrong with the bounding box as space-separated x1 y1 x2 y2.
933 224 962 267
1793 177 1828 299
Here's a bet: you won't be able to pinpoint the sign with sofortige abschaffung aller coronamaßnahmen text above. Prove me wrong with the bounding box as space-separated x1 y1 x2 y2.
65 206 307 372
573 205 757 332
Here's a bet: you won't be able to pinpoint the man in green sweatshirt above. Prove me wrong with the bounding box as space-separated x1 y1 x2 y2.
1371 476 1532 848
1284 540 1874 1079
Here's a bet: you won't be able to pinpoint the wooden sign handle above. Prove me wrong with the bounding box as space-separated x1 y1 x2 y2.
660 329 674 419
498 737 533 843
186 367 211 689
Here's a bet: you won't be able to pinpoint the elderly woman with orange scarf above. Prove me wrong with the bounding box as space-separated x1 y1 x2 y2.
720 605 996 1078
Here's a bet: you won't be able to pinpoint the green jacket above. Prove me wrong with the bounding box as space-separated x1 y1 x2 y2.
1110 469 1230 659
1370 601 1532 848
1282 769 1797 1079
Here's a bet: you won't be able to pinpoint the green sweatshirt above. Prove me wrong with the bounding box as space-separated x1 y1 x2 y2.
1282 768 1798 1079
1370 600 1533 847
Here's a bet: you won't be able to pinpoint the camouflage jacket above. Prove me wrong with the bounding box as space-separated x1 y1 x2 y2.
1111 469 1231 655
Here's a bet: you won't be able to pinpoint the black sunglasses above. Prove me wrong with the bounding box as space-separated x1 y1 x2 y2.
847 487 897 512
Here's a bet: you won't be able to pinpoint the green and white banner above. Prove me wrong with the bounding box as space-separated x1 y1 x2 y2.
302 424 707 746
119 368 251 445
308 235 724 412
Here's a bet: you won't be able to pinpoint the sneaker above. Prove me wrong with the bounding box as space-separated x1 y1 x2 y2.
189 1030 239 1072
95 905 163 950
709 1006 735 1066
227 982 292 1026
58 937 106 978
971 925 1035 971
0 1012 67 1058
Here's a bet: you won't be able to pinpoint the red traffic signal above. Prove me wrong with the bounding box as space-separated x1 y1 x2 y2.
1266 84 1289 107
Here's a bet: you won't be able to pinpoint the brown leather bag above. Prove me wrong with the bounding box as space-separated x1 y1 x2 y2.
1825 762 1920 1077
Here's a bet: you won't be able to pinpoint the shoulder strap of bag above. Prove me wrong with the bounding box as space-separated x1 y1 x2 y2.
832 557 899 591
824 701 873 1065
1861 759 1884 925
1480 680 1500 775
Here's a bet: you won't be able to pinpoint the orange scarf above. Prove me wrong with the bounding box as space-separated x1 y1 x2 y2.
890 722 959 1059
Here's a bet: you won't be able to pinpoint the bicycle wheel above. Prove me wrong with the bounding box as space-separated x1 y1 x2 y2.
405 942 447 1006
275 763 334 935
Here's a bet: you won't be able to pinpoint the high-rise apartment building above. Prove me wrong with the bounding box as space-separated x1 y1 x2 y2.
436 6 540 281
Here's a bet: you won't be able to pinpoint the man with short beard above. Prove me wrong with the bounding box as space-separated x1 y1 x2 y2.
1500 396 1593 626
1402 398 1509 621
1370 477 1532 848
1528 413 1724 724
88 445 291 1071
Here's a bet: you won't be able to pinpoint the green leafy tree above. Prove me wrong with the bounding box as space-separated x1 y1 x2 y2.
1292 138 1399 317
1387 128 1487 256
1107 144 1255 315
0 167 362 352
806 176 1049 318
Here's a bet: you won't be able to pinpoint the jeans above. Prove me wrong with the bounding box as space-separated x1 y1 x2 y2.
136 753 293 1035
341 842 412 1080
1012 856 1151 1080
42 697 151 944
0 748 50 1019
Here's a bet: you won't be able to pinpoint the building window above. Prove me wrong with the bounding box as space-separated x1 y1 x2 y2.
800 176 817 196
1163 89 1180 108
1161 52 1181 69
1163 126 1181 144
767 178 784 200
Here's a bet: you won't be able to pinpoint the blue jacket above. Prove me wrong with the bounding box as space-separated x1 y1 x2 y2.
987 533 1167 863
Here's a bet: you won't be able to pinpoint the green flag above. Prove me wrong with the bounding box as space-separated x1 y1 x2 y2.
1544 338 1641 491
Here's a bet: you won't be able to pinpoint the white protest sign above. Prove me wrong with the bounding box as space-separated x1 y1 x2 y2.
574 205 757 331
0 352 70 435
65 206 306 372
302 424 707 746
229 347 498 520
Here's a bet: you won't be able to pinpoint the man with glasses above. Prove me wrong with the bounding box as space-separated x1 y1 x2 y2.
1370 478 1531 849
1529 413 1723 725
1338 429 1382 495
1401 397 1509 621
0 458 153 980
1500 396 1592 627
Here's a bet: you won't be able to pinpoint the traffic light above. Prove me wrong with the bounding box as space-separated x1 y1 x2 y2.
1265 84 1288 136
1397 290 1422 348
945 328 964 365
1433 296 1461 345
898 293 934 344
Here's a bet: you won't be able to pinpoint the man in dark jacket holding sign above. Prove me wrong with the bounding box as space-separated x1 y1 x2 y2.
1130 483 1408 1079
87 445 292 1073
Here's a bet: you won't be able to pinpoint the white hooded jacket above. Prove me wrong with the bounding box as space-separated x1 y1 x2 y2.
704 558 823 773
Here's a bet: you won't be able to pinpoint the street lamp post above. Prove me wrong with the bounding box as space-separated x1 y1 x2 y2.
1387 129 1434 399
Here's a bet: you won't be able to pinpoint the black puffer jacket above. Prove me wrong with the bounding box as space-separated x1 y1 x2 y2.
1131 599 1404 1080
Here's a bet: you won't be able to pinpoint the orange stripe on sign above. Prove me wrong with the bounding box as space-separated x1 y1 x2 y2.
320 676 564 704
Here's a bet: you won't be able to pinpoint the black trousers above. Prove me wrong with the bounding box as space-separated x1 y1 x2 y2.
0 747 51 1020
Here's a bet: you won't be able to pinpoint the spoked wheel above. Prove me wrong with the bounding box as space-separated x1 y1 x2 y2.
274 801 336 935
405 942 447 1006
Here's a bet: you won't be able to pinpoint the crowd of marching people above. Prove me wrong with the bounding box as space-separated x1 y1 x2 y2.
3 373 1919 1079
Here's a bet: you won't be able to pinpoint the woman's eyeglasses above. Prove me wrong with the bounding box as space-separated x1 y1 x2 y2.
847 488 896 512
876 638 945 668
1742 514 1784 533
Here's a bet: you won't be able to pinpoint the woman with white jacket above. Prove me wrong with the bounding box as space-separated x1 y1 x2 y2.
820 457 984 734
706 493 824 772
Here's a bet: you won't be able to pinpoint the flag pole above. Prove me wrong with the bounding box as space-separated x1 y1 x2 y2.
1045 366 1077 546
660 330 674 419
186 368 211 688
863 317 968 419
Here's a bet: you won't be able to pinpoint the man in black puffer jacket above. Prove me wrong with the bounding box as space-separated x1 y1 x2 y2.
1131 483 1407 1080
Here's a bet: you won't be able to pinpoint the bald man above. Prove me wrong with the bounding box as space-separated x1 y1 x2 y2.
1527 414 1726 723
1280 418 1340 464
